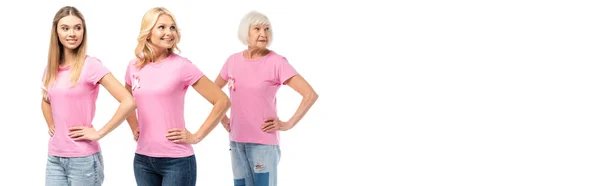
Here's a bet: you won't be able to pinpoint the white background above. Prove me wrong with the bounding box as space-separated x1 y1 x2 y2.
0 0 599 185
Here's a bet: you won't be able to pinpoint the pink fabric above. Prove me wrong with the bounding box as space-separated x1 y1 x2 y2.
219 51 298 145
125 54 204 158
42 56 110 157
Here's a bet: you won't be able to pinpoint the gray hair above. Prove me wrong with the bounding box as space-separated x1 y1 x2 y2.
238 11 272 46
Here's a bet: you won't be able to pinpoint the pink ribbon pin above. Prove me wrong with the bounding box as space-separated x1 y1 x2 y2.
132 73 141 90
227 77 235 91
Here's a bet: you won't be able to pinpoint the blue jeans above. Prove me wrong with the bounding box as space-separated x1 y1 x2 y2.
133 153 197 186
230 141 281 186
45 151 104 186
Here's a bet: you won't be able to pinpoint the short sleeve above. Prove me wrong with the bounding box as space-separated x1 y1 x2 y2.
124 61 133 86
277 57 298 85
219 55 233 81
180 59 205 86
85 57 110 85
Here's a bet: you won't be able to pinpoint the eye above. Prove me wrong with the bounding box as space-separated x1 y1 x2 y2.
170 26 176 30
62 27 68 31
254 27 260 31
75 26 82 30
265 27 270 31
158 25 164 29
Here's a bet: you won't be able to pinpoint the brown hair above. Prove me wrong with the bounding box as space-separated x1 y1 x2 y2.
42 6 88 99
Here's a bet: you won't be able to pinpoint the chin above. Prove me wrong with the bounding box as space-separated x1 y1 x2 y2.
64 46 78 50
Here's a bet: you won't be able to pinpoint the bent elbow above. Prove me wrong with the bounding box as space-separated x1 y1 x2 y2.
305 91 319 102
124 97 137 109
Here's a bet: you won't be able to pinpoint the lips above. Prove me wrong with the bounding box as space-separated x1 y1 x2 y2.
161 37 174 41
65 39 78 44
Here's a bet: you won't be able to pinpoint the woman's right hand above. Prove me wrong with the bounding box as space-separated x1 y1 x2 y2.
133 127 140 141
48 125 55 137
221 117 231 132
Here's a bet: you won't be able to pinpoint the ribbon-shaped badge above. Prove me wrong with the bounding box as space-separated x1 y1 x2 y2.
132 73 141 90
227 77 235 91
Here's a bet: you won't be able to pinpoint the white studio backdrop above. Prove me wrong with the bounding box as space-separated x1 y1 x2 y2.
0 0 599 185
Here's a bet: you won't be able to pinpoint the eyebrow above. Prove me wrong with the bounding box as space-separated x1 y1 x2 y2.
60 24 82 27
157 23 176 26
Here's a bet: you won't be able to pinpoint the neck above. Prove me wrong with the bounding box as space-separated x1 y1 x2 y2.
62 48 78 66
153 47 170 62
245 47 269 60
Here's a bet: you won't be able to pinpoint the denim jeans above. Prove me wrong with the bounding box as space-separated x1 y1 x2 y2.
133 153 197 186
230 141 281 186
45 151 104 186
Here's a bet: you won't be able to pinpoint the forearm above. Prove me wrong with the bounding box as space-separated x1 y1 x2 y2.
194 98 231 141
41 100 54 128
126 110 139 132
98 98 137 138
286 92 319 127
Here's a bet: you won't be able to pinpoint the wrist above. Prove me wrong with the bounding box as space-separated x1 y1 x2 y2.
98 129 108 139
192 133 203 143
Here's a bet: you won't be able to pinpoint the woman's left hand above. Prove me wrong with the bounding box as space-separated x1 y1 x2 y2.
261 118 292 132
68 126 102 141
167 128 200 144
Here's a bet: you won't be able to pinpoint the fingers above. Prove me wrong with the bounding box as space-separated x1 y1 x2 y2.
167 135 183 141
68 126 86 131
68 131 83 138
73 135 88 141
133 131 140 141
167 128 182 133
262 123 278 132
48 127 55 137
166 130 182 138
261 121 275 130
167 129 188 142
223 123 231 132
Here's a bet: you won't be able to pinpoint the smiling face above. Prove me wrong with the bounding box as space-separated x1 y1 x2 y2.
57 15 84 51
248 24 271 49
148 14 178 52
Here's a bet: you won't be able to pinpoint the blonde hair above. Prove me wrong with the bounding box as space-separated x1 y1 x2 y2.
238 11 272 47
134 7 181 68
42 6 88 99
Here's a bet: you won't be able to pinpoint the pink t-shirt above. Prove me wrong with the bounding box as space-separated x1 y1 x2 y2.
125 54 204 158
42 56 110 157
219 51 298 145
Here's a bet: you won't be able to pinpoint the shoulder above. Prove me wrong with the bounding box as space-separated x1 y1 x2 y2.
128 58 138 66
227 51 244 62
84 55 102 65
170 53 195 66
83 55 107 70
266 51 289 64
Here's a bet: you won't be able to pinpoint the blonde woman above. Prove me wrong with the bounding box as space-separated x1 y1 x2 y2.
41 6 137 186
124 7 230 186
215 11 319 186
